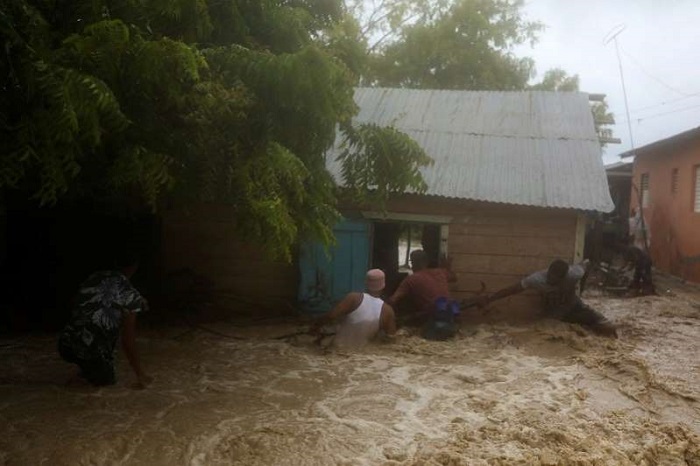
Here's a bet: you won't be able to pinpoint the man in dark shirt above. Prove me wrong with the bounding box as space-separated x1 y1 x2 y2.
483 259 617 337
622 245 655 295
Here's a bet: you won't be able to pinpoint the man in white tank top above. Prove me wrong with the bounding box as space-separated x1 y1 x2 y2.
311 269 397 349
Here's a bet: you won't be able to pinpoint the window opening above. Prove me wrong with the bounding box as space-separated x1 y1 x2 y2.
640 173 650 208
372 221 445 297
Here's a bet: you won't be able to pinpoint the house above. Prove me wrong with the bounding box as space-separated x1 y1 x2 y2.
584 161 633 262
620 126 700 283
163 88 614 320
605 160 633 218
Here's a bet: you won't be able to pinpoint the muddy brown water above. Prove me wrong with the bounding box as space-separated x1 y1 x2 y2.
1 284 700 465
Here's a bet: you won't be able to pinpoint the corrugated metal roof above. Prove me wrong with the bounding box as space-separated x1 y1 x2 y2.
605 161 633 171
326 87 614 212
605 161 633 178
618 125 700 159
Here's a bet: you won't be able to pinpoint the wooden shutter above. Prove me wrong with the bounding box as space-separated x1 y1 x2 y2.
672 168 679 195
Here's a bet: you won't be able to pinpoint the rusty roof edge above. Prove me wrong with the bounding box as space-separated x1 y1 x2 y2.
619 125 700 158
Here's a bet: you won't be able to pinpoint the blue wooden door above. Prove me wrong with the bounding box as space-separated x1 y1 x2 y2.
298 219 370 314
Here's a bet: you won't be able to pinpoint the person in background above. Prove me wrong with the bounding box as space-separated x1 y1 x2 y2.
628 207 650 251
311 269 396 349
482 259 617 337
58 251 152 388
622 245 655 296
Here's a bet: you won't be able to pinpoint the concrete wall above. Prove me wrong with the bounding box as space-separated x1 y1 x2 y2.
632 139 700 283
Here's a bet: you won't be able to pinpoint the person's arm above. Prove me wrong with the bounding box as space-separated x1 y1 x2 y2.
121 311 151 389
311 292 362 332
379 303 397 339
387 277 410 307
581 259 592 271
485 282 525 304
570 260 589 278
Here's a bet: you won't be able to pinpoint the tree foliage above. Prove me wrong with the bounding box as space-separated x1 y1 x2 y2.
531 68 615 147
339 123 433 207
356 0 542 90
352 0 615 144
530 68 580 92
590 99 615 148
0 0 432 260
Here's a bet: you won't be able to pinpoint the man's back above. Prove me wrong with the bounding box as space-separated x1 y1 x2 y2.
396 268 451 315
334 293 384 349
521 265 584 316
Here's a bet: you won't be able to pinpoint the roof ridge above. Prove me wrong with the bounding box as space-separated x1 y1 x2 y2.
354 87 588 97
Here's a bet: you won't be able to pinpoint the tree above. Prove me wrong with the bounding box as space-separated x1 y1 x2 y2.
358 0 542 90
531 68 615 147
339 123 434 206
350 1 615 145
347 0 451 53
0 0 432 260
530 68 579 92
590 99 615 148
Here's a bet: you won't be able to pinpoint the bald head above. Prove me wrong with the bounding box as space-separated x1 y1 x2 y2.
365 269 385 296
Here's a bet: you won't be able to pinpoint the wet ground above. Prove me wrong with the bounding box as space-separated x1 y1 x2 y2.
1 276 700 465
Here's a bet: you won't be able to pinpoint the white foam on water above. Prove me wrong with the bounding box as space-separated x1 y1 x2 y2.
1 291 700 464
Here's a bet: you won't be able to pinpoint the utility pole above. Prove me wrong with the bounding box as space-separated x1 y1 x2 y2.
604 24 635 152
604 25 651 256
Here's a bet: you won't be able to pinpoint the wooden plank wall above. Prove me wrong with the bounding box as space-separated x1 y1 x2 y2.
373 195 580 321
162 203 298 318
162 197 580 321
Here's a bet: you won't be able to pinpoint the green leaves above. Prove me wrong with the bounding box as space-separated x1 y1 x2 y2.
530 68 616 147
339 123 433 208
206 44 356 161
2 59 129 204
109 146 174 209
0 0 435 261
364 0 542 90
233 142 319 261
530 68 580 92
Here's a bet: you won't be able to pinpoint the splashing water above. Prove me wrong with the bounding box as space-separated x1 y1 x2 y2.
1 285 699 465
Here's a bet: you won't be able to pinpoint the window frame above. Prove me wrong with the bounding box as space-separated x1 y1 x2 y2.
640 172 650 208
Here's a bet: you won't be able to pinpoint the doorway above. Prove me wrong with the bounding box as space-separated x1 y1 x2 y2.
371 221 444 297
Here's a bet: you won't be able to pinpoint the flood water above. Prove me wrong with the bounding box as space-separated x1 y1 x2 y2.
1 281 700 465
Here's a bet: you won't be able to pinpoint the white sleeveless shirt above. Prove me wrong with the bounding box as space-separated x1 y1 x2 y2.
333 293 384 349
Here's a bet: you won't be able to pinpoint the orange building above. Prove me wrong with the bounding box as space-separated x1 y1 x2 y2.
623 126 700 283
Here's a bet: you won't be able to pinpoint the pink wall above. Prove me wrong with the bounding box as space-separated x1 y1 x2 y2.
631 138 700 283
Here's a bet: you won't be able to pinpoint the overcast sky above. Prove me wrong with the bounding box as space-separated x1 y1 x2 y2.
518 0 700 164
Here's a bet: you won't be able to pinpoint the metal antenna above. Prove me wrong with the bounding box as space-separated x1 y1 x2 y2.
605 25 650 256
604 24 635 153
